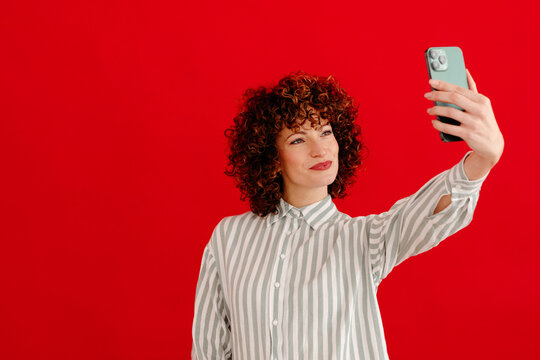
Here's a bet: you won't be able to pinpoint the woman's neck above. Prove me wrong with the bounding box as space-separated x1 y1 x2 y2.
282 187 328 208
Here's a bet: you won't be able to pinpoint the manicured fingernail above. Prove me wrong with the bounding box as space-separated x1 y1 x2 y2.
429 79 438 86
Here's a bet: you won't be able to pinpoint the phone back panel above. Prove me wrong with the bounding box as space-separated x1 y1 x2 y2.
424 46 468 142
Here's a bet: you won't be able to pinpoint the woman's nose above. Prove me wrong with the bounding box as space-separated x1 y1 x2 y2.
310 140 327 157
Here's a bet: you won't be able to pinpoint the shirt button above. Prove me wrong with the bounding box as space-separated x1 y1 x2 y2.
274 282 280 288
273 319 278 326
280 253 286 259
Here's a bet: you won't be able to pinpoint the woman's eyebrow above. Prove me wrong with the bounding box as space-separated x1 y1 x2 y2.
286 131 306 140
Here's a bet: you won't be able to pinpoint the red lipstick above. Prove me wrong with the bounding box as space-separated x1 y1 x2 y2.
310 161 332 170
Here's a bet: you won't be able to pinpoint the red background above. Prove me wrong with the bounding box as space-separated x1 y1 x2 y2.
1 0 539 359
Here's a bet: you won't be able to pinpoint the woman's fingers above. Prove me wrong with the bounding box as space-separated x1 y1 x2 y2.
427 105 473 125
466 68 478 94
424 89 481 118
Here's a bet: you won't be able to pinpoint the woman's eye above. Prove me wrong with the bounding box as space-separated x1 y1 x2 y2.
322 130 333 136
291 138 303 144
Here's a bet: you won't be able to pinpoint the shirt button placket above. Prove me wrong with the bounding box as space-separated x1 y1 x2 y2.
272 219 295 360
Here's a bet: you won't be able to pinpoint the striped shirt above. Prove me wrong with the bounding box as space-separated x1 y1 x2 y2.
191 150 489 360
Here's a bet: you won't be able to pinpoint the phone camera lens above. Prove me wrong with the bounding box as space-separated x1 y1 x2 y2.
432 61 440 70
439 55 447 64
430 50 438 59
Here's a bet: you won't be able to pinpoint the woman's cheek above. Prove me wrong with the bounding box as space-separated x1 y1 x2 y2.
332 141 339 156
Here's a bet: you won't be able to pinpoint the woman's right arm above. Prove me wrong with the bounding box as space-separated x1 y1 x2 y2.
361 151 490 288
191 231 232 360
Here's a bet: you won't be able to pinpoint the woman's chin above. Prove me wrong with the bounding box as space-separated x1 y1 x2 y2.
308 174 338 188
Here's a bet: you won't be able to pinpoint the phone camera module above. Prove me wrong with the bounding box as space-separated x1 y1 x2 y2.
429 49 448 71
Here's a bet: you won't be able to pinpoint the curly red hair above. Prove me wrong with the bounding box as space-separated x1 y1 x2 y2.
224 70 368 217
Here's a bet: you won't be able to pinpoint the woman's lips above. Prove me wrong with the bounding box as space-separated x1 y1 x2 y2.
310 161 332 170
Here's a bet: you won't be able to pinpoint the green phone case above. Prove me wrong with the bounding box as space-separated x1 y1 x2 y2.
424 46 468 142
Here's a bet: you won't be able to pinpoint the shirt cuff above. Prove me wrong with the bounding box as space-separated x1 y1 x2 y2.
446 150 490 200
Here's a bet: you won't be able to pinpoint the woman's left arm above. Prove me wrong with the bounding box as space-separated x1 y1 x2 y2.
425 68 505 214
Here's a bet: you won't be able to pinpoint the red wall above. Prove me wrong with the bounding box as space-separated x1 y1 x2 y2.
1 0 539 359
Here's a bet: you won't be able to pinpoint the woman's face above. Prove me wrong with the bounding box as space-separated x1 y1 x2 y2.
275 113 339 197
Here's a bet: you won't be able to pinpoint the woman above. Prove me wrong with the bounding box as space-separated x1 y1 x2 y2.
191 70 504 359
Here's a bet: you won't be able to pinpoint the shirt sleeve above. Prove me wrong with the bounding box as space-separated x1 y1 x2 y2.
365 151 490 287
191 224 232 360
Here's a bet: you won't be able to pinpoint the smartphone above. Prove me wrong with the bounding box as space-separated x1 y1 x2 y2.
424 46 468 142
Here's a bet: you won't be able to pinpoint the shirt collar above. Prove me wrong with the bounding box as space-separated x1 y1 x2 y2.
265 194 338 230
